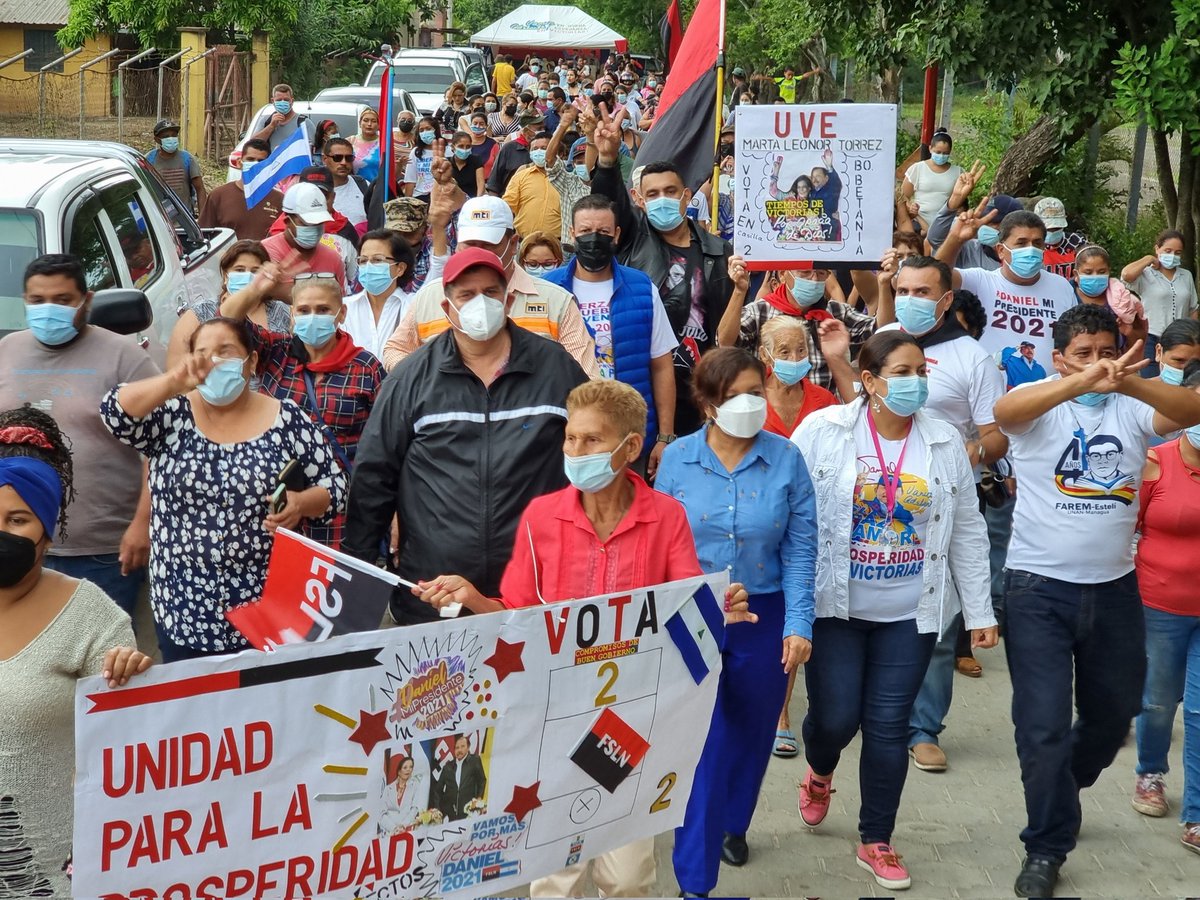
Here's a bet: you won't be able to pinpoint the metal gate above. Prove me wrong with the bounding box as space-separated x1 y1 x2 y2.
203 45 252 162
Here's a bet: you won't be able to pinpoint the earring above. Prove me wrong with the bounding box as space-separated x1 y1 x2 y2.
871 396 881 413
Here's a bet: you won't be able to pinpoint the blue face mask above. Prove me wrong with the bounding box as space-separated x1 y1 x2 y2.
1045 229 1064 245
585 88 594 97
789 277 825 307
1074 391 1109 407
419 130 436 145
878 374 929 416
524 264 554 277
273 100 291 115
564 435 630 493
160 136 180 153
646 196 685 232
529 149 547 168
197 357 247 407
471 123 487 134
1004 245 1044 278
25 303 80 346
771 357 812 386
1159 252 1181 270
930 151 950 165
538 89 549 99
648 80 658 89
359 262 396 296
454 147 472 160
226 271 254 294
894 293 942 336
1185 424 1200 450
1160 363 1185 386
574 163 590 181
977 224 1000 247
1077 274 1108 297
293 313 338 348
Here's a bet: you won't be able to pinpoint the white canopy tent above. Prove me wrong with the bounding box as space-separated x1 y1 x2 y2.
471 4 627 51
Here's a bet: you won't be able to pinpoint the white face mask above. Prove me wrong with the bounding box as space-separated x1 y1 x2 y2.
712 393 767 439
448 293 507 341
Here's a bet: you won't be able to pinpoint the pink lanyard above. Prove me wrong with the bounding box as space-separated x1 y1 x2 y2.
867 407 910 521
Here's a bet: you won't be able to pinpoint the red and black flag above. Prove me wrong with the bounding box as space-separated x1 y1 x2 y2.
570 708 651 793
659 0 683 70
638 0 724 192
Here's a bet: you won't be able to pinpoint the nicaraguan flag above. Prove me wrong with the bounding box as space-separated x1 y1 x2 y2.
664 583 724 684
242 128 311 208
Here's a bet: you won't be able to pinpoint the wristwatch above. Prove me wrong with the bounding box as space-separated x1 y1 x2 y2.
656 434 677 444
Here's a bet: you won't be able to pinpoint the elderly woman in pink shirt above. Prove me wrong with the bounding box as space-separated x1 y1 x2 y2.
411 378 751 899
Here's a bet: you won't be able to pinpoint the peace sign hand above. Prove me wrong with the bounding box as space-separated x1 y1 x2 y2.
1077 340 1147 394
430 138 453 185
949 159 986 210
592 102 622 165
953 195 998 243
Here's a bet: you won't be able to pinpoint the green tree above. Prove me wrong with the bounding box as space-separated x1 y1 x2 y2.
59 0 301 46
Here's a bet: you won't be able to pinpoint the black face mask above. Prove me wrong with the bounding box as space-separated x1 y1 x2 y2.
0 530 38 588
573 232 615 273
398 120 415 133
504 104 518 116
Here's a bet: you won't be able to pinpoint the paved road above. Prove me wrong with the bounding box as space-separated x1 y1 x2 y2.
519 643 1194 898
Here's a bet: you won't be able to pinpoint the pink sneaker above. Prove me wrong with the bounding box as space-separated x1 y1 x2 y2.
797 769 835 827
856 842 911 890
1132 773 1169 817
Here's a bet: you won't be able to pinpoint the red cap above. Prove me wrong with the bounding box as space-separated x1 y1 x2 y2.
442 247 508 287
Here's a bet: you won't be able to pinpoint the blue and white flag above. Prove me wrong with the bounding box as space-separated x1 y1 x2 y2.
664 583 725 684
242 128 311 208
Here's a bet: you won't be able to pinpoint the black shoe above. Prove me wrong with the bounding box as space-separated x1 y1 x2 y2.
1014 855 1061 897
721 832 749 866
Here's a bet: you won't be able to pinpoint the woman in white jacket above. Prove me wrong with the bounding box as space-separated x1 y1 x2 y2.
790 329 998 892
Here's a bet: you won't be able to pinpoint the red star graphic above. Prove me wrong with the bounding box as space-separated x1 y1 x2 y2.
348 709 390 756
505 781 542 823
485 637 525 682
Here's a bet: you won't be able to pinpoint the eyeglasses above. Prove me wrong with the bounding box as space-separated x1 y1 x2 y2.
1086 450 1120 462
325 153 354 163
294 272 337 281
357 256 396 265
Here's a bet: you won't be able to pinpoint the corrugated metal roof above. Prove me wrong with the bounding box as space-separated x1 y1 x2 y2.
0 0 71 26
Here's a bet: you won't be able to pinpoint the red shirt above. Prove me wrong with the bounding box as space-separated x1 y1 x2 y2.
1135 438 1200 615
260 232 346 302
498 470 702 608
764 380 838 438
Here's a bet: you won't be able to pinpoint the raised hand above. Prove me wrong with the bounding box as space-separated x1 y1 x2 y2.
167 353 215 396
953 195 999 243
592 102 622 164
876 247 900 290
430 138 453 185
948 159 986 210
1077 340 1147 394
817 317 851 359
728 255 750 294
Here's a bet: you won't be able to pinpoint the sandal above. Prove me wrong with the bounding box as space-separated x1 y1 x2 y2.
773 728 800 758
956 656 983 677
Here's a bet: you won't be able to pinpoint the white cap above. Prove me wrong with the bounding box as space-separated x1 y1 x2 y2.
457 196 514 244
282 182 334 224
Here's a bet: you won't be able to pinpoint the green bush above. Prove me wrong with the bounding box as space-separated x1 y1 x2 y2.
1086 202 1167 272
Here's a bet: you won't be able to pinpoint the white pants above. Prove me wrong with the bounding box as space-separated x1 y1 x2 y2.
529 837 657 898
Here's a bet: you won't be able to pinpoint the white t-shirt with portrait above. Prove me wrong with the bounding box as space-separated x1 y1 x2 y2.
848 415 932 622
573 279 677 379
959 266 1077 371
333 178 367 227
1002 378 1157 583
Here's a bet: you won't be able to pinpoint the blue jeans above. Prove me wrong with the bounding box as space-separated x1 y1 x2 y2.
44 553 144 619
1005 569 1146 860
908 613 960 747
802 616 936 844
1135 605 1200 822
673 593 788 894
984 495 1014 628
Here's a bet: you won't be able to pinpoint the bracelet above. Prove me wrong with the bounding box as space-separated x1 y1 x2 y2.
656 434 677 444
976 442 985 462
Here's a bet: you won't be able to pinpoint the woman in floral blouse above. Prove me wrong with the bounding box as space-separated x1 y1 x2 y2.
101 316 347 661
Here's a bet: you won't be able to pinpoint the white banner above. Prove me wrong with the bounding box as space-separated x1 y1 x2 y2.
733 103 897 267
72 573 728 899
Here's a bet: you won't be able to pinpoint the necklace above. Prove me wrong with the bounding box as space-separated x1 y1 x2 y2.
866 407 911 546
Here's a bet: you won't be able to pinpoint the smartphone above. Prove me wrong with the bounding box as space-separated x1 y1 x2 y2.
277 458 305 492
270 482 288 516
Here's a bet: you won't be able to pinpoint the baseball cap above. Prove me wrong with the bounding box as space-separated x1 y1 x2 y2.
457 196 514 244
282 182 333 224
720 122 736 136
1019 341 1035 349
569 136 588 161
1033 197 1068 230
153 119 179 136
443 247 507 286
987 194 1024 221
732 66 746 78
384 198 428 232
518 109 545 128
298 166 334 194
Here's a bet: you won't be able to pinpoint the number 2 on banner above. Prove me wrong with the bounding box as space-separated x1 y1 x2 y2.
990 308 1045 337
594 661 619 707
651 772 677 813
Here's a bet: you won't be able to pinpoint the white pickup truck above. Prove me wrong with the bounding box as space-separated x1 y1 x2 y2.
0 139 235 362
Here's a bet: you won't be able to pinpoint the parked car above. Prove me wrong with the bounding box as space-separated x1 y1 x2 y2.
226 99 374 182
312 85 419 125
0 139 236 361
364 50 487 114
442 45 491 78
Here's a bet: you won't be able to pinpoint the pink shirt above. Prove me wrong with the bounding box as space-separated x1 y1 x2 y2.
499 471 703 608
260 232 346 302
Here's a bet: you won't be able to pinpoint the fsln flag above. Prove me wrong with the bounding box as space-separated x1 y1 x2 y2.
225 528 394 648
570 708 651 793
241 128 311 208
659 0 683 70
664 583 725 684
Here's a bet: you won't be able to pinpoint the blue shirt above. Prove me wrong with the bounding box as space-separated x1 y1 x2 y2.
655 426 818 639
1004 352 1047 389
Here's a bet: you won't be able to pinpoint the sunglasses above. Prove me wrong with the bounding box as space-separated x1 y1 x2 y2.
325 153 354 163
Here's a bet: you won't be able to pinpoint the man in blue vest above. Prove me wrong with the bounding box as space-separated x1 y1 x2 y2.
544 194 678 478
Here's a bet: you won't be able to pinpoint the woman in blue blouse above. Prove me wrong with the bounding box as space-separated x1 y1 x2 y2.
658 347 818 897
101 317 347 662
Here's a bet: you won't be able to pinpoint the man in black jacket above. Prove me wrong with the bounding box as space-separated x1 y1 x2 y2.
590 112 742 434
430 735 488 821
343 247 589 625
485 109 543 196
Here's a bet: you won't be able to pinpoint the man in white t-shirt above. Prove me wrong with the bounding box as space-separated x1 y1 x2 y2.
938 207 1077 372
541 194 677 479
322 137 369 233
993 304 1200 898
885 258 1007 774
